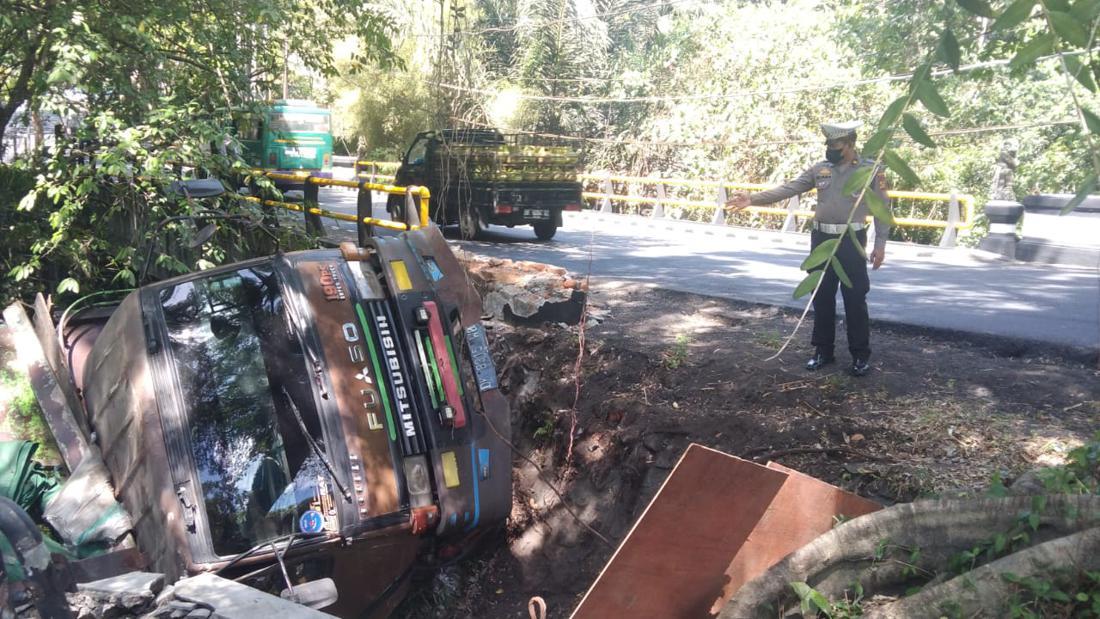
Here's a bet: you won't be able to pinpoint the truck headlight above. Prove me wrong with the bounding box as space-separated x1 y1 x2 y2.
403 455 432 507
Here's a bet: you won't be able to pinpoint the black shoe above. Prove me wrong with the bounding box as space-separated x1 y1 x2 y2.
850 358 871 377
805 351 835 371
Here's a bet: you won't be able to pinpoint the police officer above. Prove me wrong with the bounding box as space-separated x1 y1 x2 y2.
727 121 891 376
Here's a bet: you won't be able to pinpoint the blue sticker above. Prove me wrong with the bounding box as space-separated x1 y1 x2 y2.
424 257 444 282
299 510 325 534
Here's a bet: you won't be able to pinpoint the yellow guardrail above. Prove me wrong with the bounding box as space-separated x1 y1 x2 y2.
248 169 431 230
577 173 975 232
355 160 400 169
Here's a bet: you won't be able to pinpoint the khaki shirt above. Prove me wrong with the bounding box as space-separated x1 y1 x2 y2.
749 158 891 250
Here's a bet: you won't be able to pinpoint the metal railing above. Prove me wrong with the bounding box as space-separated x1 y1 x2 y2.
245 169 430 245
311 162 976 247
352 160 400 185
578 173 975 248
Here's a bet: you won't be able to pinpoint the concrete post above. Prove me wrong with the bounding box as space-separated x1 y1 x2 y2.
357 182 373 246
599 175 613 213
939 191 960 248
303 178 324 237
979 199 1024 259
405 186 421 227
712 186 727 225
652 181 666 218
782 194 800 232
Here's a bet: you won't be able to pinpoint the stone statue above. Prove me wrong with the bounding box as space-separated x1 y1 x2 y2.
355 135 368 161
990 139 1019 201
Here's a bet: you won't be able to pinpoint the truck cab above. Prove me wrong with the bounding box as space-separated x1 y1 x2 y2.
390 129 583 241
57 226 510 617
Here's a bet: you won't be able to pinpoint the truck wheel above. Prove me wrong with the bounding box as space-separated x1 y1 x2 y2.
386 195 405 223
459 207 487 240
533 221 558 241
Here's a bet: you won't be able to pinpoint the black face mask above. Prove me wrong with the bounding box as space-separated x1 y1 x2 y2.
825 147 844 164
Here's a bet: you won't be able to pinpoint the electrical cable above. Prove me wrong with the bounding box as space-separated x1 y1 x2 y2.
449 116 1078 149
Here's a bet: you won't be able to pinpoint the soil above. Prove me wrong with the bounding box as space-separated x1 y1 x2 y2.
395 282 1100 619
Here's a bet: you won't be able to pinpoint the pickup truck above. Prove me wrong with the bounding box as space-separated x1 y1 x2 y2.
6 194 511 617
388 129 583 240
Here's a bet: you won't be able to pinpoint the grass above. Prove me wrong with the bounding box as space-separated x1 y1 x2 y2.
662 334 692 369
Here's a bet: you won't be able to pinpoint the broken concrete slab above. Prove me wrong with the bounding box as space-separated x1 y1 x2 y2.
168 573 338 618
69 570 164 616
77 571 165 598
456 254 587 325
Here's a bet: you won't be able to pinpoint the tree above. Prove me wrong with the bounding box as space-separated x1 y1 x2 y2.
1 0 399 304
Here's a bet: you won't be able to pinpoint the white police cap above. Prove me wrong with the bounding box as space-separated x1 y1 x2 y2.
821 121 863 140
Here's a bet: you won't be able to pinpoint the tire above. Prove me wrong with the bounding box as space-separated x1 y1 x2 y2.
533 221 558 241
459 206 487 240
385 195 405 223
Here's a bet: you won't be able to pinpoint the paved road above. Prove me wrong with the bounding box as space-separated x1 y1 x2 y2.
315 187 1099 350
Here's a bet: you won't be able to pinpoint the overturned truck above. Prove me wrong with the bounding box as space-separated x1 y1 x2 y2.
6 219 511 617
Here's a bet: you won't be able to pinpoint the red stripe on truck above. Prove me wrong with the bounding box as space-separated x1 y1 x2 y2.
422 301 467 428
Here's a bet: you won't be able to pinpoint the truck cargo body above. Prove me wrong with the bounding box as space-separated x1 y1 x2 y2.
390 129 583 240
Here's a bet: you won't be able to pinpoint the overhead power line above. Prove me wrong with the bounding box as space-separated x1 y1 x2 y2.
449 116 1078 148
434 49 1095 104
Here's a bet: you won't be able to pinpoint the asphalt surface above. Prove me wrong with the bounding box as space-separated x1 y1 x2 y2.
315 187 1100 350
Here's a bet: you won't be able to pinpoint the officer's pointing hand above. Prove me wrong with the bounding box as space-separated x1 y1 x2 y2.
725 191 751 211
870 247 885 270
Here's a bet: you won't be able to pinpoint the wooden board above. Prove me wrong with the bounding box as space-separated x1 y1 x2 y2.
571 444 788 619
708 461 882 613
572 445 882 619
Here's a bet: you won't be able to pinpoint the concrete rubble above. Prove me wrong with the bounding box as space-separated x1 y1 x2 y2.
457 254 587 325
42 571 336 618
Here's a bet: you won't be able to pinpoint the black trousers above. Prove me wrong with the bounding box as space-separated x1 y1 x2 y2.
809 228 871 359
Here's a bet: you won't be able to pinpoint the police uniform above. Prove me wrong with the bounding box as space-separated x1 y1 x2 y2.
748 121 891 374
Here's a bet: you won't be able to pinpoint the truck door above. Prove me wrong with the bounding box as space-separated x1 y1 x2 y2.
398 134 430 186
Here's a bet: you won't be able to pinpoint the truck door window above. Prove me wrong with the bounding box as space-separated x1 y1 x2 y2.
406 137 428 166
159 265 335 556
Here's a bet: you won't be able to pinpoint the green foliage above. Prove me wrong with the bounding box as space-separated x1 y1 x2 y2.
4 106 317 304
1001 570 1100 618
1035 431 1100 493
533 412 556 442
794 270 824 300
0 363 60 465
662 333 691 369
790 580 866 618
1 0 399 303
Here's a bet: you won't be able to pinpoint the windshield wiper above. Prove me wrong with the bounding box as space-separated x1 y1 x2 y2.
280 386 353 504
273 265 328 399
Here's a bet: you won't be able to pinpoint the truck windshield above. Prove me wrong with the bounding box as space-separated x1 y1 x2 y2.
159 264 336 556
270 111 331 134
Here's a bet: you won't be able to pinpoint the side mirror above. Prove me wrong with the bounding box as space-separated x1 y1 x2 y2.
169 178 226 199
280 577 338 610
189 223 219 249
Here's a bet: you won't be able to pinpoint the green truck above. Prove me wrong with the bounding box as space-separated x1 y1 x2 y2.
239 100 334 176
